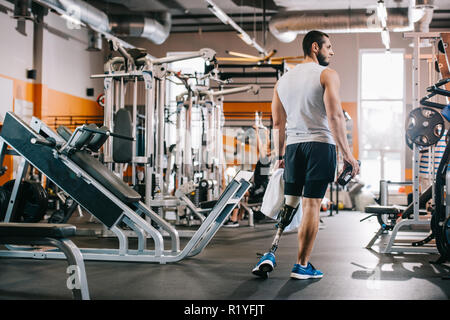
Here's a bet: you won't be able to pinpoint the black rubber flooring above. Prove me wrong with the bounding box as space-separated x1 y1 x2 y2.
0 210 449 300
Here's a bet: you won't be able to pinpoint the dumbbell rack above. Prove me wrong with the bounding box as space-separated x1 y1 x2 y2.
382 32 443 254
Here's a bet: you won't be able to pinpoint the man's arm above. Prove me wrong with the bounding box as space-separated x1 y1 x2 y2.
321 68 360 177
271 83 287 167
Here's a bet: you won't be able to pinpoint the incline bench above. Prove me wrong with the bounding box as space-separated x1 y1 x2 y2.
0 223 89 300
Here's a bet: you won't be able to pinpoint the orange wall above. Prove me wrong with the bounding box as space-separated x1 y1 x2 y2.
0 73 103 185
342 102 359 159
223 101 272 120
0 75 34 185
223 101 359 159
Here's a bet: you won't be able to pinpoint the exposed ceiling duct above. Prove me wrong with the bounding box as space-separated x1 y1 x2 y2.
109 12 172 45
269 8 412 43
412 0 436 32
33 0 171 45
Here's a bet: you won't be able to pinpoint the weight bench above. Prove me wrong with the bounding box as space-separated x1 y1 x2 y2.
0 223 89 300
363 204 429 250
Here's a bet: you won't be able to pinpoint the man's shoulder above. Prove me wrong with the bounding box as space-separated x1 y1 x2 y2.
321 67 339 81
321 67 338 75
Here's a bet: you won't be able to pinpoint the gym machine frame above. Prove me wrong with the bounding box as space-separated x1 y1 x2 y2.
91 41 217 210
173 84 260 226
0 112 253 263
380 32 442 254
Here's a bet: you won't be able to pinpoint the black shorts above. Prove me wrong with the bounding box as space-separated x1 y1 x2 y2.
283 142 336 198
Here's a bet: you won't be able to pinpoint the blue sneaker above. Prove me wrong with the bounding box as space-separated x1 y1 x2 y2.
290 262 323 279
252 252 276 278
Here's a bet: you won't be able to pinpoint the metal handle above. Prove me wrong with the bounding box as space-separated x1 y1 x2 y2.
30 137 56 147
81 125 134 141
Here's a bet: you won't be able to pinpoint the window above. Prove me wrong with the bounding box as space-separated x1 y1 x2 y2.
359 50 405 192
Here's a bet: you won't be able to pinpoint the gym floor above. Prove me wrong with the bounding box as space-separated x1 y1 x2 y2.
0 210 449 300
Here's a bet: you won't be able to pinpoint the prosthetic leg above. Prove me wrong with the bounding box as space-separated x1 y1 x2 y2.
269 204 298 253
252 203 298 278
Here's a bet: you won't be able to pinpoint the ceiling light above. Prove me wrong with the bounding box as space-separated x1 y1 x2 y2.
381 27 390 50
204 0 268 55
238 33 253 45
377 0 388 28
207 4 229 25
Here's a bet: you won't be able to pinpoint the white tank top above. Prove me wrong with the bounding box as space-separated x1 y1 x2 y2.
277 62 335 146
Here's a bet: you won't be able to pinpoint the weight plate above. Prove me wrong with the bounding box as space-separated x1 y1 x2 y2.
406 107 444 147
444 216 450 259
2 180 48 223
406 134 413 150
438 39 446 54
0 187 11 221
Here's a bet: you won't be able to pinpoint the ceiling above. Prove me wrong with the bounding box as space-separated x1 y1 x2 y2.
88 0 450 33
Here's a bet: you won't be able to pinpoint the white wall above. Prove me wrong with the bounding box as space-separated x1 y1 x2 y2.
42 12 104 99
0 0 105 100
0 1 34 81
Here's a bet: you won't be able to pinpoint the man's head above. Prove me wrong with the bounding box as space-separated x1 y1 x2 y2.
302 30 334 66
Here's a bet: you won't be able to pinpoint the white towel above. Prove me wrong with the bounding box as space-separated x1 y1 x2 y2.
260 168 302 232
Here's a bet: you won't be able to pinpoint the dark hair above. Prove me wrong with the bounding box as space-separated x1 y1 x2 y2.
302 30 329 57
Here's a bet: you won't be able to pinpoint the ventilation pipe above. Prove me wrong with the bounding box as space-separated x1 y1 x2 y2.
269 8 411 43
109 12 172 45
408 0 436 47
36 0 171 44
411 0 436 32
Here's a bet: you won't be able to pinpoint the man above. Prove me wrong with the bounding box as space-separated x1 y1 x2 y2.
252 30 359 279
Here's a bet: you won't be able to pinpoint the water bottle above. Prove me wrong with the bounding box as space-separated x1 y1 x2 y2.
337 160 361 186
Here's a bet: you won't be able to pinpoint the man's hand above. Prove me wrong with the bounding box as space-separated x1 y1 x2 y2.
274 159 285 170
341 154 360 178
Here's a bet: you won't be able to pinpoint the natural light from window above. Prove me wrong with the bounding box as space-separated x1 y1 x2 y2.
359 50 404 192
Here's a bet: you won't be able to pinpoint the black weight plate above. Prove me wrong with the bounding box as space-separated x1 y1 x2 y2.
435 60 441 73
444 216 450 259
406 107 444 147
2 180 48 222
438 39 445 54
22 182 48 222
406 134 413 150
48 209 65 224
0 187 11 221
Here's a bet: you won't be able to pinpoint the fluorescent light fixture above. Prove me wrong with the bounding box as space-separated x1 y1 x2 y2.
61 13 83 29
238 33 253 45
377 0 387 28
207 3 229 25
204 0 268 55
381 27 390 50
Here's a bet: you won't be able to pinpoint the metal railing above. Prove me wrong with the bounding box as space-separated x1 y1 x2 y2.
43 115 104 131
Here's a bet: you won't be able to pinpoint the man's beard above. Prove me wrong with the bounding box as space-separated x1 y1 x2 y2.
317 52 329 66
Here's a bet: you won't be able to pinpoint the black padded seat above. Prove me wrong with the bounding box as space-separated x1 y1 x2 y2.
55 124 140 203
0 222 76 238
69 151 141 203
365 205 403 214
365 205 428 215
57 126 72 142
0 222 90 300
